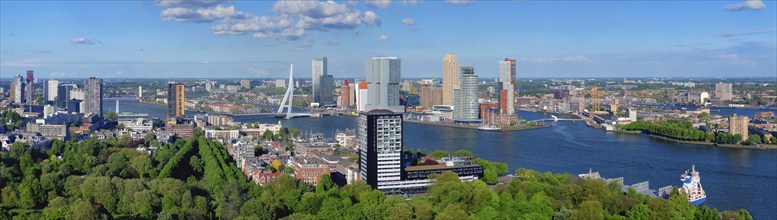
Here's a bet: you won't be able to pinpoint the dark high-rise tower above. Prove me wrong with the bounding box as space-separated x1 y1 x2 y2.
358 109 404 192
167 83 185 123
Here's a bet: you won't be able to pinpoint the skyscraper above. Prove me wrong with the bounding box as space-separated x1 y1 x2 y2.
356 82 369 112
320 75 334 105
83 77 103 117
454 67 480 123
359 109 404 192
167 83 185 122
715 83 733 101
442 53 459 106
499 59 516 115
419 82 443 109
365 57 402 112
56 84 72 109
340 80 351 107
312 57 327 104
12 75 25 104
25 70 34 104
46 79 59 102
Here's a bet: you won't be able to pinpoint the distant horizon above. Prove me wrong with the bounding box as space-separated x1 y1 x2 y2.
1 76 775 81
1 1 775 78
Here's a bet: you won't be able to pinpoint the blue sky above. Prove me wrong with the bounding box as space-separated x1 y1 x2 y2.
1 0 775 79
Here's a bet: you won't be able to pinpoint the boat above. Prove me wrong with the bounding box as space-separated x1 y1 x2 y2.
477 126 501 131
680 164 706 205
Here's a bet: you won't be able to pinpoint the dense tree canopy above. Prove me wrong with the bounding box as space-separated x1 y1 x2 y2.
0 132 751 219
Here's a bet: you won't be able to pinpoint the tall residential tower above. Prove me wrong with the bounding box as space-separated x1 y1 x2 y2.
83 77 103 117
312 57 327 104
442 54 459 106
167 83 186 123
499 59 517 115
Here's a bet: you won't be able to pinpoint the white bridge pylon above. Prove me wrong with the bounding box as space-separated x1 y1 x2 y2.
277 64 295 119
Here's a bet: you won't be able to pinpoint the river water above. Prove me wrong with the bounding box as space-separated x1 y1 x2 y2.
106 100 777 219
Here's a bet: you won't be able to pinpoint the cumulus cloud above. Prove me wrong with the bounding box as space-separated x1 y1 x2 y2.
563 56 590 62
402 18 415 25
364 0 392 8
71 37 98 45
445 0 475 5
161 5 245 23
378 34 389 41
725 0 766 11
719 29 776 37
159 0 381 48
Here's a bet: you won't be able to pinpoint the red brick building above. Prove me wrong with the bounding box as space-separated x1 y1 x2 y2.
292 157 331 185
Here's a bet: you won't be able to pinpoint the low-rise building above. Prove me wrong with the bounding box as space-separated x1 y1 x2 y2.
25 123 67 139
205 129 240 140
292 156 331 185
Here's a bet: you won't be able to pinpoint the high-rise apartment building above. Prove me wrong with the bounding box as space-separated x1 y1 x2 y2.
365 57 402 112
312 57 327 104
419 83 443 109
12 75 25 104
348 82 356 107
83 77 103 117
167 83 186 122
359 109 404 192
729 114 749 142
25 70 34 104
46 79 59 102
340 80 352 107
454 67 480 123
442 53 459 106
715 83 733 101
499 59 516 115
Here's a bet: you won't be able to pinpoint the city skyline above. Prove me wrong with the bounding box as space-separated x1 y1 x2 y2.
1 0 775 79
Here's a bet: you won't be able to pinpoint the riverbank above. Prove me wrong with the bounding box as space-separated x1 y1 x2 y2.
645 134 776 150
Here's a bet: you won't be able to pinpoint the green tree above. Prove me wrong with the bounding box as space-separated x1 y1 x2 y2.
1 186 19 207
316 197 343 219
131 154 153 178
747 134 761 145
573 200 603 220
435 204 467 220
43 196 69 220
428 150 450 159
69 200 98 220
483 169 498 185
626 204 650 220
105 112 118 121
453 149 473 157
262 129 275 141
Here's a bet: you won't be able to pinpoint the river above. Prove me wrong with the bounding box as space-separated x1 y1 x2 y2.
105 100 777 219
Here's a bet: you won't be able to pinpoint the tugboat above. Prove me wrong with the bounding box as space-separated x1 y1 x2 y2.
680 164 706 205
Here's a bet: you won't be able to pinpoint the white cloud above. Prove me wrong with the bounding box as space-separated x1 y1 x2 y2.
156 0 224 8
378 34 389 41
1 58 43 67
160 0 381 47
402 18 415 25
71 37 97 45
365 0 392 8
725 0 766 11
161 5 245 23
719 29 776 37
563 56 590 62
445 0 475 5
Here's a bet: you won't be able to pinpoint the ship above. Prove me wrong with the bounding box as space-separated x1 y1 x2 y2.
680 164 706 205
